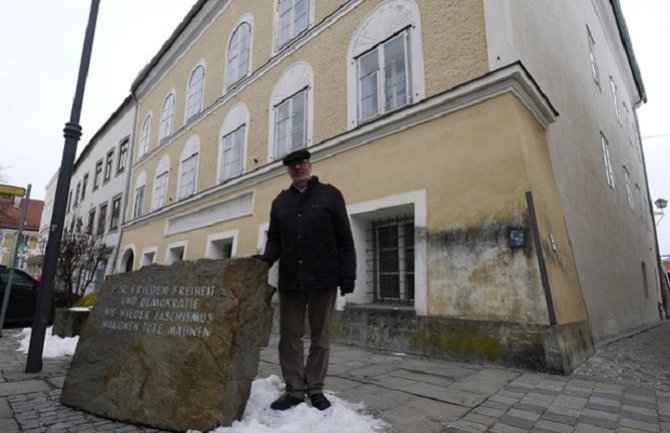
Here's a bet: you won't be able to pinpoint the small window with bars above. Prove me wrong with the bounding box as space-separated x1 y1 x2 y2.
367 216 414 305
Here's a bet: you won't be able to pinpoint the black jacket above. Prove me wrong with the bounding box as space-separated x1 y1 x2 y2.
263 176 356 292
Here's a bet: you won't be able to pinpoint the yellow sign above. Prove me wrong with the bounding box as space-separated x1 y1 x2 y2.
0 184 25 197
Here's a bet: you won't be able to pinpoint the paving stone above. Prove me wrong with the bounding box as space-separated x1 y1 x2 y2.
619 417 661 432
447 419 488 433
623 398 658 409
498 414 536 430
580 407 619 422
489 421 529 433
622 405 659 417
577 415 617 429
534 419 574 433
463 412 497 427
513 402 547 414
542 411 578 426
507 407 541 422
573 423 612 433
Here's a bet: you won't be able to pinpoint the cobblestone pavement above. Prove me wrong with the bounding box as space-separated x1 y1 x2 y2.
1 321 670 432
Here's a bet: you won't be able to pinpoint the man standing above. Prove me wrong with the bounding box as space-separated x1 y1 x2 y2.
257 149 356 411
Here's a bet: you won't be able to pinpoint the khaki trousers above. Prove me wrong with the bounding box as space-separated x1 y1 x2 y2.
278 288 337 397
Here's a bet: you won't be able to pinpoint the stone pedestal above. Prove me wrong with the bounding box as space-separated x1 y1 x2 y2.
60 258 275 432
52 308 90 338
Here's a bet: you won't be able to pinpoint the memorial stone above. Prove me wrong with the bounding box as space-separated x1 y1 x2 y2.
60 258 275 432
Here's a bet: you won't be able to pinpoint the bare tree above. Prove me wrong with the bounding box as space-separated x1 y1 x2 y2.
57 218 111 306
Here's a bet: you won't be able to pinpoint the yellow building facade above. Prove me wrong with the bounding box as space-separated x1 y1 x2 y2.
116 0 657 372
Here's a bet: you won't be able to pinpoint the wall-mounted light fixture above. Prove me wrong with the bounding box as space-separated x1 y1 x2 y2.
655 198 667 226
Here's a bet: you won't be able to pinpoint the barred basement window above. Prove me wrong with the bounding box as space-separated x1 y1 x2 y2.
367 216 414 305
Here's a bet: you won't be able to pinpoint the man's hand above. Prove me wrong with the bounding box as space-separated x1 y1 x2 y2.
252 254 272 266
339 280 355 296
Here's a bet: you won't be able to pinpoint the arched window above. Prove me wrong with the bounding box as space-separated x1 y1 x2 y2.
276 0 310 49
159 92 175 143
178 136 200 199
185 64 205 121
268 62 313 160
347 0 424 127
152 156 170 211
219 104 249 182
132 171 147 219
226 20 252 89
139 114 152 157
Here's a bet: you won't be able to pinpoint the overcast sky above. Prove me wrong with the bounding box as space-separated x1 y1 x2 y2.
0 1 668 253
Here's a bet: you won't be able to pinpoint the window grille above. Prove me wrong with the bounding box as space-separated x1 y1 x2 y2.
366 215 414 305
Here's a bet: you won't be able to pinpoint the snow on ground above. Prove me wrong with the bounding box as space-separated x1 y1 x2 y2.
17 326 79 357
17 329 389 432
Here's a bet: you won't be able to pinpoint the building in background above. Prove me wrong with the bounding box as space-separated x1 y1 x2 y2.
56 0 658 373
0 190 43 275
61 96 137 292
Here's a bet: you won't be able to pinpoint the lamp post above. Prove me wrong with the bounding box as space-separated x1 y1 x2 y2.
655 198 667 226
25 0 100 373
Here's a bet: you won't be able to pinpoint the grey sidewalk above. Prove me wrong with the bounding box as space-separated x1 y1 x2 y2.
2 322 670 432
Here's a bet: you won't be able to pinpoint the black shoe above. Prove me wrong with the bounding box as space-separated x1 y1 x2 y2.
270 394 304 410
309 393 331 410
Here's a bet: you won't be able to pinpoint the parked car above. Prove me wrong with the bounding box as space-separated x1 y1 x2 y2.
0 266 67 327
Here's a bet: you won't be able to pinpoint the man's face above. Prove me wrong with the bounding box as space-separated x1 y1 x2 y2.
287 159 312 185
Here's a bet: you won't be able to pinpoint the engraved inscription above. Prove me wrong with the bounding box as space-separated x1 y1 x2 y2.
101 284 218 337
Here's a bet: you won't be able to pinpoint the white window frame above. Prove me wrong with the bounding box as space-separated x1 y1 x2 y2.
205 230 238 259
151 156 170 211
273 89 307 159
140 247 157 268
178 136 200 200
268 62 313 161
218 103 249 183
623 166 634 210
587 25 600 85
601 132 615 189
346 0 425 129
185 63 205 121
139 114 152 157
356 30 411 122
226 18 252 89
165 241 187 265
132 172 147 219
610 76 621 125
275 0 311 50
159 92 176 143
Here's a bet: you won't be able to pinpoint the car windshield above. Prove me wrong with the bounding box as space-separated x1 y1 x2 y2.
0 270 35 288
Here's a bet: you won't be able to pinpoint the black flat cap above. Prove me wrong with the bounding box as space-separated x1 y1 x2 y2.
282 149 311 166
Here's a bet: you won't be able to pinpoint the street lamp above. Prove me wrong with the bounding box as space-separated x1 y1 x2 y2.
655 198 667 226
25 0 100 373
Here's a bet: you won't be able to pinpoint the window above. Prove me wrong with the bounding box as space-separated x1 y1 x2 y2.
104 150 114 182
152 172 168 210
152 156 170 211
117 139 129 173
601 133 615 189
81 174 88 200
220 125 245 181
357 31 410 121
139 115 152 157
74 182 81 206
133 185 145 219
610 77 621 124
269 63 313 161
166 243 186 265
186 65 205 121
133 172 146 219
219 104 249 182
97 202 108 236
94 160 103 189
277 0 309 49
623 166 634 210
226 22 251 88
347 0 424 128
141 249 156 267
178 137 199 199
587 26 599 85
274 89 307 158
369 216 414 304
110 195 122 230
87 208 95 235
159 93 175 143
205 232 237 259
